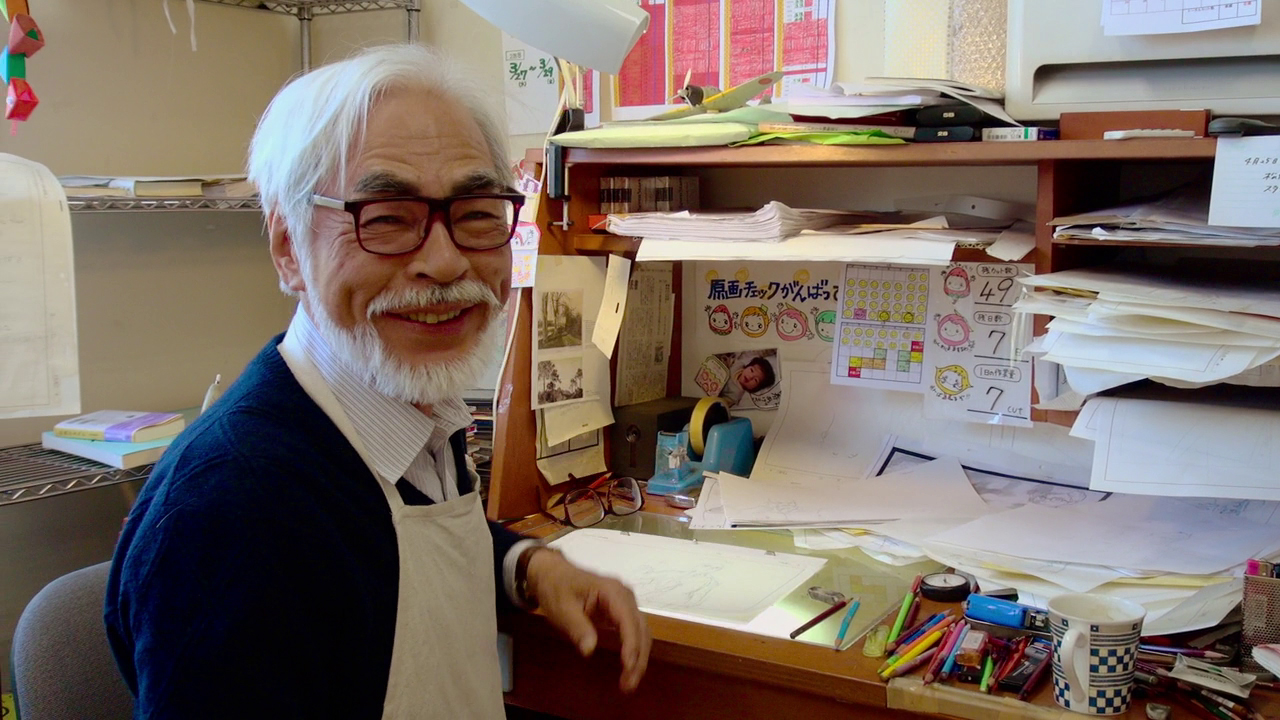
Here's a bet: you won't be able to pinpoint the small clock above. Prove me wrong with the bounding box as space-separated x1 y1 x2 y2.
920 572 973 602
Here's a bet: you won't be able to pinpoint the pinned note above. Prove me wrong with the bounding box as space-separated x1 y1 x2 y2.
591 254 631 359
1209 136 1280 228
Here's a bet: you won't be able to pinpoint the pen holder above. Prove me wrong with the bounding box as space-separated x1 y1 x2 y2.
1242 574 1280 674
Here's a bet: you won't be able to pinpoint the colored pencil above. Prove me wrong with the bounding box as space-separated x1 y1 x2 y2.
887 611 946 653
879 614 952 672
880 622 952 678
789 598 849 639
1139 644 1229 660
886 588 914 645
939 623 969 681
883 647 938 680
903 595 922 632
923 622 962 685
911 573 923 594
832 597 861 650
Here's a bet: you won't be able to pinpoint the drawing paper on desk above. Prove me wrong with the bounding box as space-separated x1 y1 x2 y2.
1088 397 1280 501
615 263 674 407
754 363 1093 486
925 494 1280 575
550 528 825 623
721 457 990 528
0 154 79 419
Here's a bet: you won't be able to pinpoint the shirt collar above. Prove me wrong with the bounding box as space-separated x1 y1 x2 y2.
288 308 473 484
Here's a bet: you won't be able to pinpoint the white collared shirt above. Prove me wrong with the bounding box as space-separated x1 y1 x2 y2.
287 308 538 604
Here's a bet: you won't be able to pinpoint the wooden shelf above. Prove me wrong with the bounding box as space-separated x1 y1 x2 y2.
564 138 1217 168
572 234 641 253
1052 236 1280 250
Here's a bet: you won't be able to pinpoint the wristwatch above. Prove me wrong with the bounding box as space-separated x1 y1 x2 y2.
514 543 559 610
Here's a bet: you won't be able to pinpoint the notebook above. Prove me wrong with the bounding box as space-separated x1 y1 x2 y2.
41 432 173 470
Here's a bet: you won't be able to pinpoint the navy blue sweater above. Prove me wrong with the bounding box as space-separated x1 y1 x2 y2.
105 336 522 719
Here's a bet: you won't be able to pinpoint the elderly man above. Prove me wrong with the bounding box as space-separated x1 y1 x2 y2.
105 44 649 718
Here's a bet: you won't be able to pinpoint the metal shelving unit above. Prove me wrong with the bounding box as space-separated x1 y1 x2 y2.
0 443 151 506
197 0 422 71
68 197 261 212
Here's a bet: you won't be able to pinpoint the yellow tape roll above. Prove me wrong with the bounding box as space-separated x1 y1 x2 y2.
690 397 730 457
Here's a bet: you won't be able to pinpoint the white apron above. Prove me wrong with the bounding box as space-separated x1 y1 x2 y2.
279 331 506 719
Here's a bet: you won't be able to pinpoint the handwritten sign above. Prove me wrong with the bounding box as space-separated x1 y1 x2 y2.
1209 135 1280 228
501 33 560 136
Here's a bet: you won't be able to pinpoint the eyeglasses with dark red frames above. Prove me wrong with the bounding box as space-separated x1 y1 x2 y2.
312 192 526 256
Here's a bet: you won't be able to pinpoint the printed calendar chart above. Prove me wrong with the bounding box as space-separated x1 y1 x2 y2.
831 264 931 391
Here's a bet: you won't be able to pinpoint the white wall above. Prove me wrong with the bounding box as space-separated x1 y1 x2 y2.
0 1 300 446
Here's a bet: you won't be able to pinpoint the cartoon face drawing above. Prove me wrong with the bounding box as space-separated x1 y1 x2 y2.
706 304 734 335
943 266 971 299
934 364 971 396
812 308 836 342
937 313 971 347
774 305 810 341
740 305 770 338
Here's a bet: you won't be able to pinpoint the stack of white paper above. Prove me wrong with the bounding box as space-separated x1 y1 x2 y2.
1017 268 1280 394
606 201 862 243
1051 185 1280 247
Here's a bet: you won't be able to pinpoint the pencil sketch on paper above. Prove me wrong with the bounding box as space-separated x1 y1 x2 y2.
550 528 826 623
537 289 584 349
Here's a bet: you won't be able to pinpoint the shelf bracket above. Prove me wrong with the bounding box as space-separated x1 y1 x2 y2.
406 0 421 43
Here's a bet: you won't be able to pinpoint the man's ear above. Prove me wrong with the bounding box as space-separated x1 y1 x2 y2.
267 211 306 294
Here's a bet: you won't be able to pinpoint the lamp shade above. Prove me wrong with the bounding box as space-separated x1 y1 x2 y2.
462 0 649 75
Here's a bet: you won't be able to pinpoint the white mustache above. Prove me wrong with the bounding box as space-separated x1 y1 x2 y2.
365 281 501 318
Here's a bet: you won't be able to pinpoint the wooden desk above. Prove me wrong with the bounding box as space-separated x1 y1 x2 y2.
503 512 1277 720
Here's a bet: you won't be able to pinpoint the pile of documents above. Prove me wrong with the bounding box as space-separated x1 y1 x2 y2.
57 174 256 199
771 77 1017 126
606 201 861 243
1016 267 1280 395
1051 185 1280 247
690 455 1280 636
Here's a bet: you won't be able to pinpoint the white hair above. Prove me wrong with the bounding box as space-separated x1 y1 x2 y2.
247 43 510 294
308 279 507 405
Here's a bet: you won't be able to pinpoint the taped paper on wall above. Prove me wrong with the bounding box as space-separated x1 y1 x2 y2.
616 263 675 407
533 256 608 410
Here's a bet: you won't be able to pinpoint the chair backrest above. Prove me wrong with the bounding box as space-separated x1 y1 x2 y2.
11 561 134 720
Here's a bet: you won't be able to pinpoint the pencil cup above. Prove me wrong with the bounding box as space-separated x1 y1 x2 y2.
1047 594 1145 716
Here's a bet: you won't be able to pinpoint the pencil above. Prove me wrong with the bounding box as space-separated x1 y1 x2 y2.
880 622 952 678
923 622 962 685
888 615 958 666
902 595 922 633
886 589 914 645
789 598 849 640
939 623 969 681
887 611 945 653
1139 644 1229 660
832 597 861 650
883 647 938 680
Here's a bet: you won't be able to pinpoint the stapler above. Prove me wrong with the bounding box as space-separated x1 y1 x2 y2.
648 397 755 496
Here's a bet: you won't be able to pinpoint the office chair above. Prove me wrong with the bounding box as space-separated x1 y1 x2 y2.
11 561 134 720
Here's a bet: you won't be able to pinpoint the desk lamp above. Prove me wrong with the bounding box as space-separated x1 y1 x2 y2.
459 0 649 76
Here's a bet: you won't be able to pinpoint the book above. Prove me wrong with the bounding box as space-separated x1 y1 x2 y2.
108 178 204 197
982 127 1059 142
53 410 185 442
41 432 173 470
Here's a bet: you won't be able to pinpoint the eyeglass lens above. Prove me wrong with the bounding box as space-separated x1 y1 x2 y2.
560 477 644 528
357 197 516 254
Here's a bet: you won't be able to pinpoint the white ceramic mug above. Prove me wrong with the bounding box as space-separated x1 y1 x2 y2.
1048 593 1146 716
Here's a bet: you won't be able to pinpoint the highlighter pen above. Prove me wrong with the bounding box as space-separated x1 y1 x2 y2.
886 589 915 645
832 597 861 650
979 653 996 693
939 623 969 681
789 598 849 640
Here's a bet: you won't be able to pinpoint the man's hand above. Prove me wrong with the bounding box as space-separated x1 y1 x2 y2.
524 547 651 692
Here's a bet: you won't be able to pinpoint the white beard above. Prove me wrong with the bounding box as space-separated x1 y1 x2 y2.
307 281 506 406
